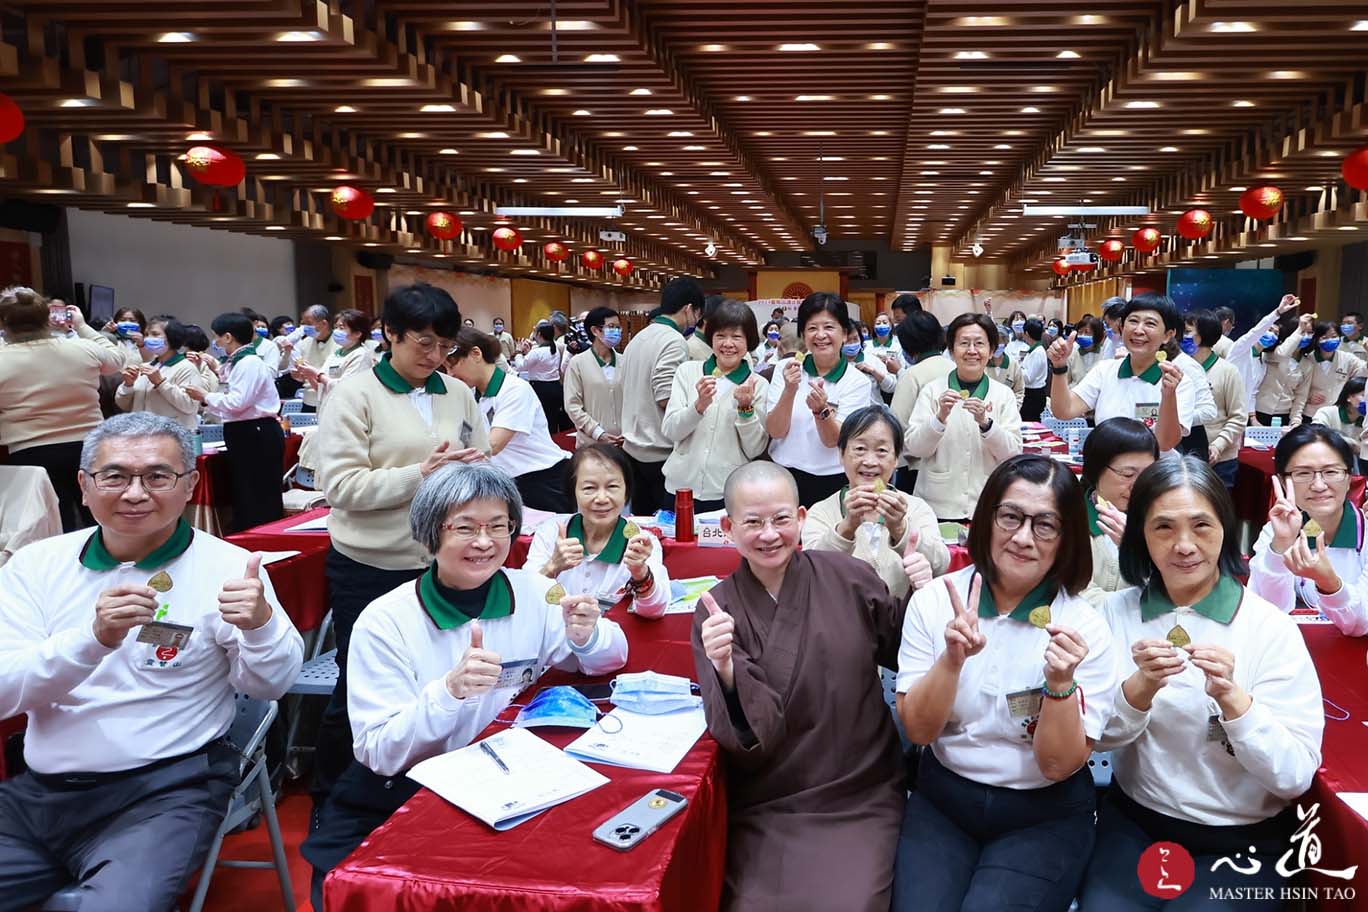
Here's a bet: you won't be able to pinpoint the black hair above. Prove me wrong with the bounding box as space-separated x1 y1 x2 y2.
704 299 760 351
659 276 705 316
796 291 851 335
209 312 255 344
1118 456 1247 592
1074 315 1105 343
838 404 904 460
1337 377 1367 410
891 293 922 315
700 294 729 331
1214 306 1235 325
762 319 782 339
946 313 999 351
1188 310 1223 349
451 327 501 364
1008 310 1027 325
967 454 1092 596
1274 423 1356 474
1344 312 1364 324
895 309 945 358
162 320 193 352
239 307 267 325
182 324 210 352
269 315 294 336
381 282 462 340
536 323 556 348
567 442 635 506
583 306 619 339
1081 417 1160 490
114 307 147 331
1122 293 1181 334
1308 320 1340 347
1022 318 1045 343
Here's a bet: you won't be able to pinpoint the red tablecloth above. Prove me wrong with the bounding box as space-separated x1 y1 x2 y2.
325 610 726 912
0 713 26 781
225 506 331 633
188 433 303 536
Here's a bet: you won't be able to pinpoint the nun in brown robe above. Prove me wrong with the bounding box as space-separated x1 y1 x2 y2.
692 461 907 912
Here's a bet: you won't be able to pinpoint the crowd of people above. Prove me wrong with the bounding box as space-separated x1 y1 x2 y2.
0 274 1361 912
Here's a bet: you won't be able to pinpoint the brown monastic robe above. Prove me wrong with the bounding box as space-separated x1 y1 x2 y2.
691 549 907 912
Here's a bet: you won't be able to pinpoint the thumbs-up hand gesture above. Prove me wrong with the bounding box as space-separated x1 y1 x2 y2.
545 522 585 576
699 592 737 691
943 575 986 670
446 620 503 700
901 529 934 592
218 553 273 630
1047 330 1076 369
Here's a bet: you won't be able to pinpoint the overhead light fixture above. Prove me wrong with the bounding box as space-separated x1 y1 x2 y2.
1076 146 1106 153
867 42 894 50
421 103 456 113
496 206 624 218
363 78 413 87
1232 100 1255 107
1022 205 1151 216
60 98 95 108
1353 20 1368 30
796 94 836 101
265 225 287 231
255 153 281 160
544 19 598 30
495 54 521 63
334 105 357 113
439 148 459 155
994 143 1011 149
1020 106 1040 113
276 30 324 42
265 78 306 88
446 21 486 31
1056 50 1080 59
1208 21 1258 32
1125 100 1161 109
185 131 213 141
939 107 967 115
939 86 978 94
158 32 195 43
777 43 821 51
954 51 989 60
396 132 426 139
645 108 674 115
126 202 156 208
630 88 653 96
572 109 592 116
1159 146 1179 152
510 149 541 155
955 16 1009 26
584 53 620 63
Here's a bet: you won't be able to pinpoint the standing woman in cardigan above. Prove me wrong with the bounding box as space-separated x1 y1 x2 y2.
563 306 625 449
113 319 208 430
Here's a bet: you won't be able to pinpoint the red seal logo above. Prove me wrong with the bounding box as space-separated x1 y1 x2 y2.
1137 841 1194 899
155 646 179 662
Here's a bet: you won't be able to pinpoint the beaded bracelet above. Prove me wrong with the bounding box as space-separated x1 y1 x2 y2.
736 407 755 419
1042 680 1078 700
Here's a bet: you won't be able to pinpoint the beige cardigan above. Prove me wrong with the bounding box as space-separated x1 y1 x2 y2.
114 355 206 430
1080 533 1125 612
0 324 128 452
563 348 623 448
620 320 689 462
986 353 1025 407
801 487 950 601
1202 355 1250 463
318 364 490 570
904 373 1023 520
661 360 770 501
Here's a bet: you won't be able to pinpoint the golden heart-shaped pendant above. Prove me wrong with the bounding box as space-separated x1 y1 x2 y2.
623 521 641 539
1166 624 1191 648
147 571 173 593
545 583 566 605
1028 606 1051 629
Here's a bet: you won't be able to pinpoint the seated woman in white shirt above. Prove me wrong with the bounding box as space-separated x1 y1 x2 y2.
1311 377 1368 471
303 464 628 909
765 292 874 506
802 404 949 602
754 319 783 370
1078 418 1159 610
527 443 669 618
894 454 1118 912
1248 423 1368 636
1004 310 1029 361
113 319 207 430
1080 457 1323 911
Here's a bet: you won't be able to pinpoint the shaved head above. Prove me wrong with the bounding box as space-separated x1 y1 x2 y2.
723 461 800 516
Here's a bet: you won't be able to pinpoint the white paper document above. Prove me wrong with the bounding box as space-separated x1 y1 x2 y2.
284 514 330 533
407 727 608 830
259 550 301 565
565 706 707 774
667 577 721 614
1338 792 1368 824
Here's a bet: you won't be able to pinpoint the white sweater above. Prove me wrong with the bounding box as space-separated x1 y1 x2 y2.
662 360 770 500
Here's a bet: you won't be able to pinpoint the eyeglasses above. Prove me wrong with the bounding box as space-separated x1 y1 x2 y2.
87 469 192 493
1105 465 1143 482
1287 467 1349 485
403 333 459 356
846 444 894 461
736 513 796 534
440 520 517 541
993 506 1062 541
953 339 989 351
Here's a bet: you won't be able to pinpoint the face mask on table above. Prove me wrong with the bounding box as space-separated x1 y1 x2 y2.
610 671 702 715
512 686 602 729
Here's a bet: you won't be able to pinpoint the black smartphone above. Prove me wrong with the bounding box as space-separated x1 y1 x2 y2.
573 683 615 702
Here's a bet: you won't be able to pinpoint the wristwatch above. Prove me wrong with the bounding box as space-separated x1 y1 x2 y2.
1051 366 1069 376
815 406 833 421
979 418 994 434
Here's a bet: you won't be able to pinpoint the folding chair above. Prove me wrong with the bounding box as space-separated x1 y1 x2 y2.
280 399 304 415
1244 425 1285 448
288 412 318 428
282 611 338 777
1043 416 1089 438
197 423 225 445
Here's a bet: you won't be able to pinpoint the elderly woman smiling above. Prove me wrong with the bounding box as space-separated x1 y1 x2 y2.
303 464 628 908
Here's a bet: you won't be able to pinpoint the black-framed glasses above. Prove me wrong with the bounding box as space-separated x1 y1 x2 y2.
87 469 192 493
993 506 1061 541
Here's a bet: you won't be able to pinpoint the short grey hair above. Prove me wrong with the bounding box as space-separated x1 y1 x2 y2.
302 305 331 322
410 463 523 554
80 413 196 473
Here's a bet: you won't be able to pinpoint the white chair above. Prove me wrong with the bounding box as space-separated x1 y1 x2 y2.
1245 426 1286 448
43 696 295 912
288 412 318 428
280 399 304 415
1044 416 1089 437
197 423 225 445
1087 751 1113 787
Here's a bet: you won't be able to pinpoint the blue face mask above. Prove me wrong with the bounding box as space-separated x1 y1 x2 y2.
1258 332 1279 350
1320 338 1341 355
370 328 383 341
874 323 891 338
1076 335 1094 349
1299 336 1313 350
1341 323 1356 338
116 321 140 336
1180 336 1199 356
494 325 505 334
254 325 269 338
143 337 167 353
766 330 780 342
1105 326 1115 339
302 325 318 338
1358 400 1366 417
208 342 227 359
610 671 702 715
1011 321 1025 335
994 344 1006 358
1045 325 1059 338
841 342 863 358
683 326 696 338
513 686 601 729
603 327 623 347
860 331 870 341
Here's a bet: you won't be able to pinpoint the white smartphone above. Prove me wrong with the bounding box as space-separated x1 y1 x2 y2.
592 788 688 851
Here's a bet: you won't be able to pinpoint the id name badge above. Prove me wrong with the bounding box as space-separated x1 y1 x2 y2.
1206 714 1227 743
1006 686 1044 719
459 420 474 448
497 659 538 690
136 622 193 649
1134 402 1160 428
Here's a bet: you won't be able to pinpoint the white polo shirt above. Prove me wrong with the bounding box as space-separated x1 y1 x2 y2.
476 368 571 478
1098 581 1323 826
765 356 874 476
897 565 1118 789
1248 506 1368 636
1071 355 1198 445
347 566 627 776
1021 344 1049 389
526 514 670 618
0 522 303 774
203 348 281 422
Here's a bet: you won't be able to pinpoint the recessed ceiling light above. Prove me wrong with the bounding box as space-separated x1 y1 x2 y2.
803 130 835 136
421 104 456 113
645 108 674 116
510 149 541 156
1269 70 1304 80
126 202 156 208
572 109 592 116
1232 100 1255 107
1208 21 1258 32
158 31 195 43
629 88 653 96
265 225 287 231
334 105 357 113
1031 85 1057 93
927 144 951 150
397 132 426 139
955 16 1010 26
439 148 459 155
869 130 890 136
1076 146 1106 153
265 78 307 88
778 43 821 51
683 144 706 151
1125 100 1161 109
1020 106 1040 113
363 78 413 87
1056 50 1080 59
1339 226 1360 231
866 42 895 50
584 53 620 63
276 30 324 42
495 53 521 63
954 51 989 60
255 153 281 160
700 44 728 52
939 107 967 115
446 21 485 31
60 98 95 108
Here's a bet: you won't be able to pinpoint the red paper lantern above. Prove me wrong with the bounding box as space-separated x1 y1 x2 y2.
1098 239 1126 262
491 227 523 252
1239 186 1284 221
0 93 25 145
1342 146 1368 191
581 249 605 270
330 186 374 220
611 258 634 277
1052 258 1071 277
184 145 245 188
1132 227 1163 254
1176 209 1213 240
425 211 462 240
543 241 570 262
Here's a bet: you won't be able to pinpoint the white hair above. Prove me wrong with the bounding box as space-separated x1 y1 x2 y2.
81 413 196 473
409 464 523 554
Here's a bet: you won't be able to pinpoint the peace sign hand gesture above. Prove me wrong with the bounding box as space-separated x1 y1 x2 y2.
1268 475 1304 554
943 574 986 670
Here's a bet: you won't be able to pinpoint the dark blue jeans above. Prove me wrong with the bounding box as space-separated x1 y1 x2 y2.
1212 458 1238 489
892 750 1096 912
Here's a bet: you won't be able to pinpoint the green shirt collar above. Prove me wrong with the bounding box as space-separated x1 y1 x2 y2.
1117 355 1162 384
228 345 259 367
338 341 364 356
417 566 514 631
250 337 263 352
476 366 507 402
908 350 940 366
991 352 1011 370
977 576 1057 622
566 514 630 564
1139 574 1242 624
79 519 193 571
593 347 617 369
1084 489 1104 538
161 352 187 369
1339 406 1365 429
1315 347 1336 363
871 335 894 348
801 354 848 383
650 315 685 336
1301 501 1360 550
1200 351 1220 372
948 370 989 400
373 352 447 395
702 355 751 385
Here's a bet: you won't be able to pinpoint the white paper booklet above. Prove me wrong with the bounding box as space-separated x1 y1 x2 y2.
565 706 707 774
407 727 608 830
